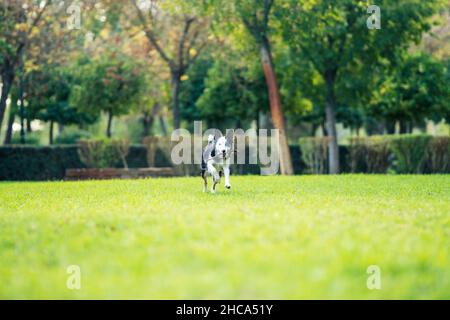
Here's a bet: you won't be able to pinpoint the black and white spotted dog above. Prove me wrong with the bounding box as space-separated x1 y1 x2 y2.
201 131 233 193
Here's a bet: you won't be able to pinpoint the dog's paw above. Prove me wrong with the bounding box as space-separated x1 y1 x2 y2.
225 184 231 189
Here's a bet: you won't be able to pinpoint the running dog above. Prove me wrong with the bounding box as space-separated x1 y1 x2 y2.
201 131 233 193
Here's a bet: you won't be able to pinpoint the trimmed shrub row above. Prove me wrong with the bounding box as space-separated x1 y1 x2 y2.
1 135 448 180
0 142 304 180
0 145 149 181
344 134 448 174
347 135 449 174
0 145 84 181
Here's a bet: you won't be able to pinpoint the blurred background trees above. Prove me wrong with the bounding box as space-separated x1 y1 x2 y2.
1 0 449 174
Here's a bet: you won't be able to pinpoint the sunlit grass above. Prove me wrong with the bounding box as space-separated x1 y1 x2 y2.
0 175 449 299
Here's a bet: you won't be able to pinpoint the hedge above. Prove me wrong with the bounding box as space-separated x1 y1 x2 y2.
0 145 84 181
0 145 148 181
0 143 306 180
298 137 350 174
1 135 448 180
348 136 392 173
347 135 450 174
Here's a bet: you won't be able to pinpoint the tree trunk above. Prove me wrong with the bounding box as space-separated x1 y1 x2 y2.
0 67 15 136
385 120 396 134
4 108 15 145
321 121 328 136
159 115 168 136
366 120 384 136
256 110 260 132
106 110 113 138
142 114 151 138
311 123 318 136
19 73 25 145
142 102 161 138
324 70 340 174
260 37 293 175
171 73 181 130
26 109 32 132
407 121 413 134
399 120 408 134
49 120 54 145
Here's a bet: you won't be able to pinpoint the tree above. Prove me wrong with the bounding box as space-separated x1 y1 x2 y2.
130 0 209 130
70 53 145 137
204 0 294 174
25 67 97 144
276 47 324 136
0 0 49 136
195 54 269 130
179 51 214 130
370 53 450 133
132 39 171 138
3 86 19 144
280 0 443 173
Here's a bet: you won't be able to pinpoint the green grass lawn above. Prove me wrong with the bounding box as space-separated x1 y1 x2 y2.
0 175 449 299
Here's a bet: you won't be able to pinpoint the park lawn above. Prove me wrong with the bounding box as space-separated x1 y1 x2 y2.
0 175 449 299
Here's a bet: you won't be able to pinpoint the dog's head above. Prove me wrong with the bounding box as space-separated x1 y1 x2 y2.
215 130 233 159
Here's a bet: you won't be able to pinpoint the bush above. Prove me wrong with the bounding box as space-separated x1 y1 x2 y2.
389 134 432 173
348 136 391 173
78 138 130 169
126 145 149 168
425 136 450 173
54 129 92 144
299 137 329 174
289 145 304 174
0 144 148 181
11 132 41 145
0 145 84 180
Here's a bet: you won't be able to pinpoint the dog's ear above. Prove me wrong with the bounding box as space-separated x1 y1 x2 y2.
225 129 234 146
207 134 215 144
204 134 216 159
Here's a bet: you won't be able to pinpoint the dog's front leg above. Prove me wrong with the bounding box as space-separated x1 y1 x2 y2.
207 161 220 193
223 165 231 189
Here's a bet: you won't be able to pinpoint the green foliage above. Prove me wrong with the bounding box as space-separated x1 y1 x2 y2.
0 145 84 181
280 0 443 73
78 138 130 169
0 144 149 180
11 132 41 145
179 53 214 127
70 53 145 121
1 175 449 298
426 136 450 173
348 135 450 174
371 53 450 127
299 137 330 174
279 0 444 132
276 48 322 126
196 56 268 129
26 67 97 128
348 136 392 173
54 129 92 145
389 134 433 173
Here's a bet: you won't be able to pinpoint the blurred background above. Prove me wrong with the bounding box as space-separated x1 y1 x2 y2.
0 0 449 179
